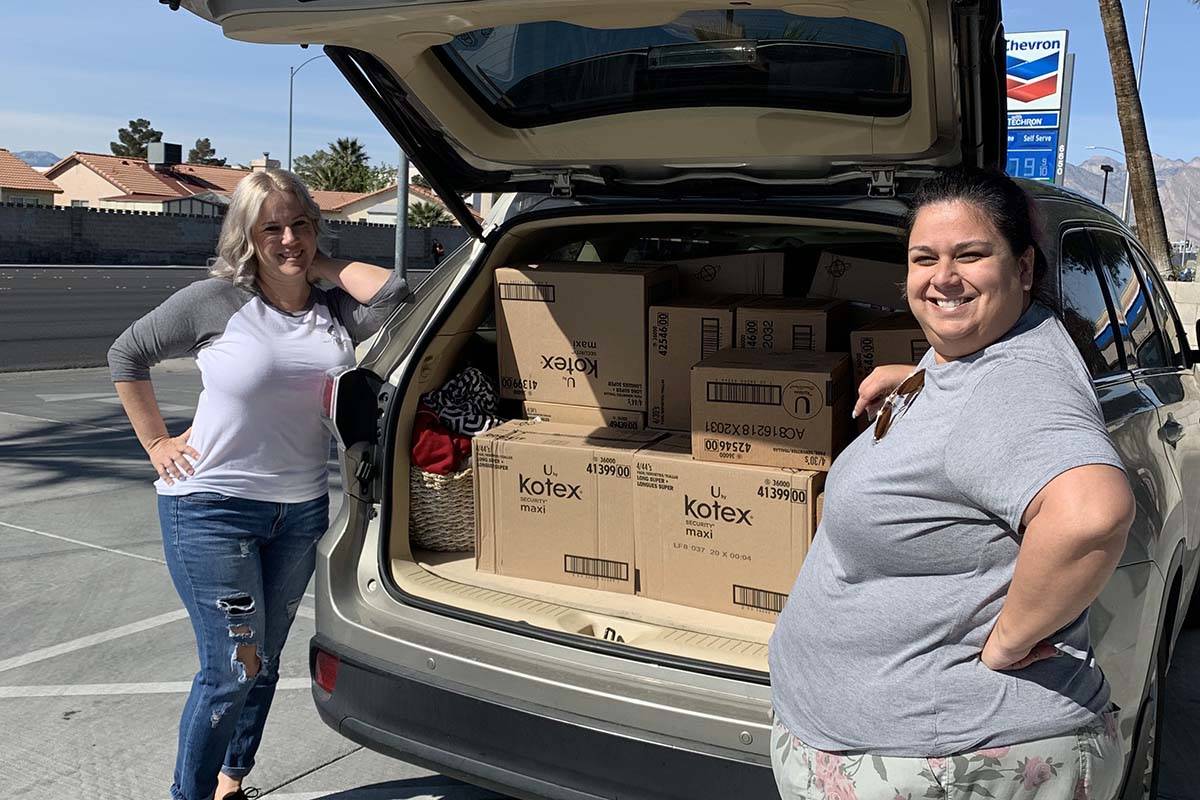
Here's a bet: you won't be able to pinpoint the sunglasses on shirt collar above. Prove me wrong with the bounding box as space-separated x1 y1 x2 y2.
873 369 927 442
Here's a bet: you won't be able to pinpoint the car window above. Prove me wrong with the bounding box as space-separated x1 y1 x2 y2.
1058 229 1125 378
435 11 911 127
1126 242 1185 365
1089 230 1169 371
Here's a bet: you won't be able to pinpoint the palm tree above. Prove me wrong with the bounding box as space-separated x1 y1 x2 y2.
1098 0 1173 275
408 200 453 228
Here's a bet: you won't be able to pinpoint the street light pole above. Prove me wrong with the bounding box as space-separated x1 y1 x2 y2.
1120 0 1152 224
287 53 329 172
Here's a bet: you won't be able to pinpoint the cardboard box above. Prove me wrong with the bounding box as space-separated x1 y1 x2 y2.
648 297 739 431
691 348 852 471
735 297 849 353
850 314 931 385
635 434 824 620
809 251 907 309
521 401 645 431
474 420 664 592
495 263 677 410
815 492 825 533
672 252 785 296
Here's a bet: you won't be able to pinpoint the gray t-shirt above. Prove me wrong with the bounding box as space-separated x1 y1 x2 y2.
769 303 1125 757
108 271 408 502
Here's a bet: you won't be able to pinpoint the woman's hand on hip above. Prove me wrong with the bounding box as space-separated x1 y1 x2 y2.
854 364 917 420
981 624 1059 671
146 427 200 486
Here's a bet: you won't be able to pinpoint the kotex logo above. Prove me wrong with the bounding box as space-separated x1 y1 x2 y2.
1006 31 1067 111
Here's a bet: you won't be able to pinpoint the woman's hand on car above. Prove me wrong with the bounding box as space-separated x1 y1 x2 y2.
146 427 200 486
853 364 917 420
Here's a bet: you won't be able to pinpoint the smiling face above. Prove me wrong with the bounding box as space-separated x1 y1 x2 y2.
250 190 317 282
906 200 1035 362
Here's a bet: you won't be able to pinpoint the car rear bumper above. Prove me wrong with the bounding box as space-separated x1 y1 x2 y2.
309 636 779 800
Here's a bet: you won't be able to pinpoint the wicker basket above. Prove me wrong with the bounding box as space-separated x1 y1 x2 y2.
409 464 475 552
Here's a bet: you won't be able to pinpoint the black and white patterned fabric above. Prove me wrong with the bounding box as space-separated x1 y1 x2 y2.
422 367 501 435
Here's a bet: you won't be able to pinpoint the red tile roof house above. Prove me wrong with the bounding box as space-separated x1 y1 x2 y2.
44 150 367 218
0 148 63 206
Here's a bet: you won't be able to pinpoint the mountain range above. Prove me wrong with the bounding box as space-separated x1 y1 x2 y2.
1063 155 1198 244
13 150 60 168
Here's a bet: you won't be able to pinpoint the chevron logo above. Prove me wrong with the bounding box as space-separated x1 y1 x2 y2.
1007 51 1060 103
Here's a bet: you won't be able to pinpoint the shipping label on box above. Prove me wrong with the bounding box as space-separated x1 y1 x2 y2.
521 401 645 431
648 298 738 431
496 263 677 411
474 420 663 592
691 348 852 471
810 251 907 309
635 434 824 620
735 297 848 353
850 314 931 385
671 252 785 296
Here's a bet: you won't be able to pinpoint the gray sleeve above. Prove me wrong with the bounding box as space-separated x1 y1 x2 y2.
107 279 247 382
325 268 411 344
944 361 1126 532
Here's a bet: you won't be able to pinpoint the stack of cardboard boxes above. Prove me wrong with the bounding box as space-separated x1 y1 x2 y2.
474 255 927 622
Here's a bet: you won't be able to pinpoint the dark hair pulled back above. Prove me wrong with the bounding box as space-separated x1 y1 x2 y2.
904 167 1054 309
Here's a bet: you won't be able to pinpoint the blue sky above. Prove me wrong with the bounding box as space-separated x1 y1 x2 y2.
2 1 1197 169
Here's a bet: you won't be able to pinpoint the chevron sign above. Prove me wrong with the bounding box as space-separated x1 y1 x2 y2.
1006 30 1068 112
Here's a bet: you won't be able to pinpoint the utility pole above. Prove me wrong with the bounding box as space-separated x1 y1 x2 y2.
395 149 409 280
287 53 328 172
1101 164 1114 204
1120 0 1152 224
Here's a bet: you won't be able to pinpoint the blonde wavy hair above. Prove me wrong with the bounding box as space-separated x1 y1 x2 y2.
211 169 329 290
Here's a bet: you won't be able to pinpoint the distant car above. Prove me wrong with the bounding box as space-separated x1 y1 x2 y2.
180 2 1198 799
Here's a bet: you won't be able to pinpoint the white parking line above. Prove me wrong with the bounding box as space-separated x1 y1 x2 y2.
0 608 189 674
0 519 166 565
0 409 126 433
0 678 310 699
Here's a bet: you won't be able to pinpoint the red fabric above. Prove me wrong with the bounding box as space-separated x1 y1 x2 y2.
412 406 471 475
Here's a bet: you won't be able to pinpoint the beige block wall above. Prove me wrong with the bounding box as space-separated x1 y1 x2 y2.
98 199 165 213
49 163 122 207
1166 282 1200 336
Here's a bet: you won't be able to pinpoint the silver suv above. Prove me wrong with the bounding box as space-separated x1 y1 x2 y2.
179 2 1198 798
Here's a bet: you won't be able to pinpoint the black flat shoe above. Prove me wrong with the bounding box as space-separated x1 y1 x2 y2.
219 788 260 800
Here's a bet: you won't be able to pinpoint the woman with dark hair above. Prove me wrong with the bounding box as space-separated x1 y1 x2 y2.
769 168 1133 800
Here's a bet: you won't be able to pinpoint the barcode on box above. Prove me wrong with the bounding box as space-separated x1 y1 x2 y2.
700 317 723 359
499 282 556 302
564 554 630 582
733 584 788 613
706 381 782 406
791 324 815 351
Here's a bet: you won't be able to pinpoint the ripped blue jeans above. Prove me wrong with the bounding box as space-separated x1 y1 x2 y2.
158 491 328 800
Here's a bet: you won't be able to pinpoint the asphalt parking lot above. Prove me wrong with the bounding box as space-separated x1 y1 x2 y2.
0 361 505 800
2 360 1199 799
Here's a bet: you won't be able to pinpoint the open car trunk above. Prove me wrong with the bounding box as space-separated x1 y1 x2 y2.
380 207 910 674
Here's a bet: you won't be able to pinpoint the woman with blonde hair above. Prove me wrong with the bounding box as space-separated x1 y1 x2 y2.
109 169 409 800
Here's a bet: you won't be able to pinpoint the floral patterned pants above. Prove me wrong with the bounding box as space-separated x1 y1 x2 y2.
771 708 1123 800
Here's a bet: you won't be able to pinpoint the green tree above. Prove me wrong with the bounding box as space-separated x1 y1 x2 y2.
368 162 397 192
411 173 432 189
293 137 379 192
187 137 227 166
408 200 453 228
110 118 162 159
1098 0 1173 274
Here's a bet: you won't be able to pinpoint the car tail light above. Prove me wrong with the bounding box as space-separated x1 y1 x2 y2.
321 366 349 421
314 648 340 694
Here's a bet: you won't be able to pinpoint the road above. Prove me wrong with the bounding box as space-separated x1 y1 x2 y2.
0 361 503 800
0 265 431 373
1 361 1198 799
